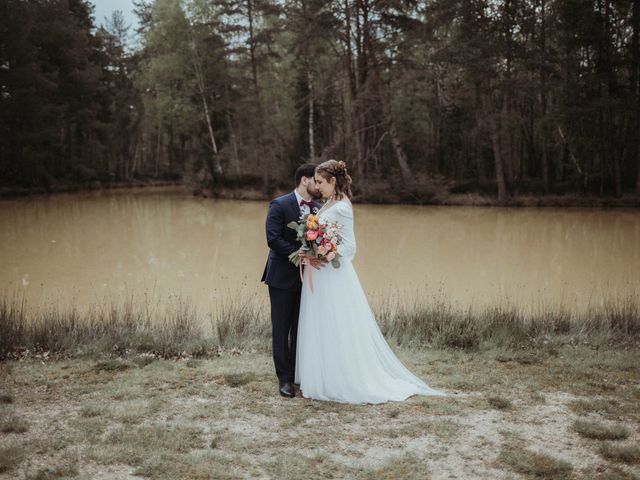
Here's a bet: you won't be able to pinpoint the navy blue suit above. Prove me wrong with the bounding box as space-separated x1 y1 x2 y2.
261 192 320 382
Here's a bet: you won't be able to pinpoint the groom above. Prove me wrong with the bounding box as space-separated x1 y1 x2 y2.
262 164 323 398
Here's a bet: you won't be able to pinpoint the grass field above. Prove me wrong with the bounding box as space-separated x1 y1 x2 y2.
1 293 639 479
1 344 639 480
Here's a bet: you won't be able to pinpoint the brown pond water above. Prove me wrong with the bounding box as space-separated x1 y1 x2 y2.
1 188 638 316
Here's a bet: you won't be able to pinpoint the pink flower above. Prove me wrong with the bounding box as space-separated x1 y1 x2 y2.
306 230 318 241
327 252 336 261
318 245 328 255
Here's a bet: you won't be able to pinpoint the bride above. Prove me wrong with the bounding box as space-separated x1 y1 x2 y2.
295 159 446 404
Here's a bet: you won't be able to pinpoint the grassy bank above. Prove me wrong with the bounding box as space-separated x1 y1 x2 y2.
3 180 640 208
0 344 638 479
201 186 640 208
1 293 638 361
0 179 184 199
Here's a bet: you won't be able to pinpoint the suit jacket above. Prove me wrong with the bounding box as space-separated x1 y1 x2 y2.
261 192 320 290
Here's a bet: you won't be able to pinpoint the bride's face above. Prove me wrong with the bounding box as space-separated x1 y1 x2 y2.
314 174 336 200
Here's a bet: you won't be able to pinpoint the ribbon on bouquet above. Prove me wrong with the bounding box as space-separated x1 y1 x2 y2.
299 258 315 294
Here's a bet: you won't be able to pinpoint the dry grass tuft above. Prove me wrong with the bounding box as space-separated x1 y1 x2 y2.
599 443 640 464
78 405 103 418
0 416 28 433
25 463 80 480
185 358 202 368
488 396 512 410
583 467 640 480
515 353 543 365
221 373 258 387
572 420 630 441
86 423 206 467
92 359 132 372
569 398 620 416
499 445 573 479
0 444 25 473
131 355 156 368
132 452 241 480
363 453 430 479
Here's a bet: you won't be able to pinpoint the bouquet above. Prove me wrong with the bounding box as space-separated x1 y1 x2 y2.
287 211 342 268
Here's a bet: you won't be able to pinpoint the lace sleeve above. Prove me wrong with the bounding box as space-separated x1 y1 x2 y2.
334 202 356 259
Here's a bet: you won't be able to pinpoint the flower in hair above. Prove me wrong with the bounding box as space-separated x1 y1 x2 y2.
335 161 347 174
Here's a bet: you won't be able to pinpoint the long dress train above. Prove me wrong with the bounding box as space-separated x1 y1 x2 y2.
295 200 446 404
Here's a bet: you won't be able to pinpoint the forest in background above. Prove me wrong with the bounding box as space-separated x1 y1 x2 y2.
1 0 640 203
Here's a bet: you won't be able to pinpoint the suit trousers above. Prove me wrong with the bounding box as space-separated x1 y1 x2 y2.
268 286 302 383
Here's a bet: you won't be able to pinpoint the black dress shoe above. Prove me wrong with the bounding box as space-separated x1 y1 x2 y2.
279 381 295 398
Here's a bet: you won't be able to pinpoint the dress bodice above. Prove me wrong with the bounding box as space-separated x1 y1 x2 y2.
318 200 356 260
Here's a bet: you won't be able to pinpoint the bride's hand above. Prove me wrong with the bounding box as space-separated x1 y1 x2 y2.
309 257 327 270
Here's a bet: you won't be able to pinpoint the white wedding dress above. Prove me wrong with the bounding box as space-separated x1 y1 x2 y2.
295 199 446 404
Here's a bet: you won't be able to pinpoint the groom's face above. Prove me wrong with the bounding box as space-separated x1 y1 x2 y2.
304 176 320 199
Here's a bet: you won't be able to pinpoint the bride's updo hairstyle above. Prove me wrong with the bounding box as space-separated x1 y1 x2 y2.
315 159 353 200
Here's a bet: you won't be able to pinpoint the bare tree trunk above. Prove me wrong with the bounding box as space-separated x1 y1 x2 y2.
434 73 443 174
226 111 241 175
126 110 142 180
123 121 132 180
541 125 550 193
247 0 268 189
133 130 144 178
127 135 138 180
632 0 640 193
557 125 589 192
168 123 174 175
474 88 486 181
188 29 223 184
308 66 316 159
502 96 514 188
155 115 161 178
484 90 507 203
540 0 550 193
614 157 622 197
502 0 515 189
603 0 620 197
343 0 364 177
199 92 221 171
378 86 413 185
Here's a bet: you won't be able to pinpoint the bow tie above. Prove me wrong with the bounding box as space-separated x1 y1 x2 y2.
300 199 314 209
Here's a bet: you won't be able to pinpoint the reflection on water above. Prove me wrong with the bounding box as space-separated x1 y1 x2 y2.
1 188 638 314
